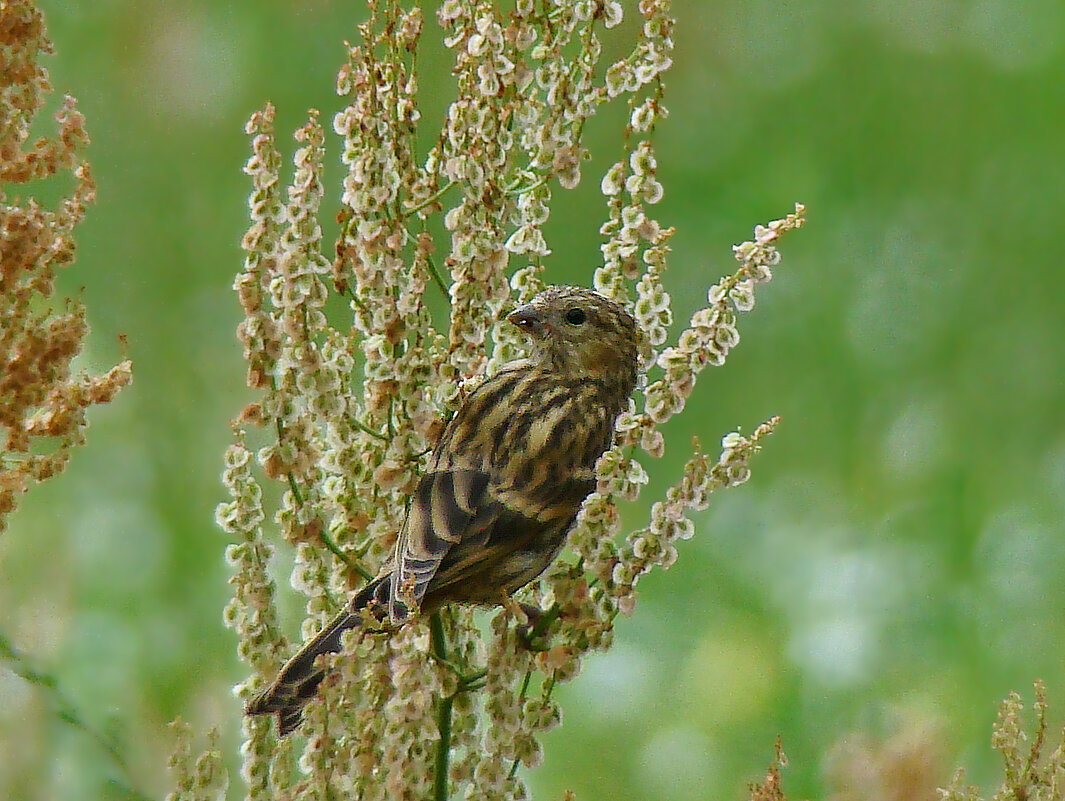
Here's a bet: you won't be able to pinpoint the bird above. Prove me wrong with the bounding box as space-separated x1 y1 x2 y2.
245 285 639 735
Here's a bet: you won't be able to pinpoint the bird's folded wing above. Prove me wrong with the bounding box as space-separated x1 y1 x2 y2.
390 468 491 616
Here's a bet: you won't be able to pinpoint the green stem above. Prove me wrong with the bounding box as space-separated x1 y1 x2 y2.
508 671 560 781
0 634 152 801
284 471 303 505
272 413 305 509
273 397 374 581
507 670 535 780
351 417 389 441
404 180 457 217
517 669 533 701
459 669 487 692
318 530 373 582
407 446 432 462
505 173 551 196
425 255 450 301
436 694 454 801
430 611 448 661
431 611 452 801
524 601 562 644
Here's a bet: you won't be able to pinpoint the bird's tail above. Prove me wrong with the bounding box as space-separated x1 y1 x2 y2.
245 574 391 736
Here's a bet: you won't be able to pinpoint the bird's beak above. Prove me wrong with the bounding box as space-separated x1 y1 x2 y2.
507 304 548 337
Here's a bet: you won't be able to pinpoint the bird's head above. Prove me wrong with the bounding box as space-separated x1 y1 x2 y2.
507 286 638 390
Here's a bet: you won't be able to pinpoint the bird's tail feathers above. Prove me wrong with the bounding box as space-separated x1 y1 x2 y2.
245 574 391 735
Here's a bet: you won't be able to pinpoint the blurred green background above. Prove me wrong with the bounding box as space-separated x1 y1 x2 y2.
3 0 1064 799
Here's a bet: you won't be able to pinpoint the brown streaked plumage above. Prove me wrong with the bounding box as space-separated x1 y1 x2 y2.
246 285 638 735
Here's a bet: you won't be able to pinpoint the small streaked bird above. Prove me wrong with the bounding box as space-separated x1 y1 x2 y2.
246 285 638 735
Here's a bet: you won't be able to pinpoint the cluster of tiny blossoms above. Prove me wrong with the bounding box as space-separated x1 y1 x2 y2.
165 720 228 801
0 0 132 535
212 1 804 800
553 200 801 674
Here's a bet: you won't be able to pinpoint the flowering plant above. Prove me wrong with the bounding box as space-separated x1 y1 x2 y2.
212 1 803 798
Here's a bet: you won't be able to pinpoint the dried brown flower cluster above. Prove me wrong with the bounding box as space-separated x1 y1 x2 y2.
940 681 1065 801
211 0 804 799
0 0 132 535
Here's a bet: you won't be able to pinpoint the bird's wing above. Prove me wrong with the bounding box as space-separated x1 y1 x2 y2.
387 366 602 617
389 467 492 618
387 368 525 618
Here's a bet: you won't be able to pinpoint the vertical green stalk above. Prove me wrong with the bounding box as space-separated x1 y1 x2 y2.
431 612 452 801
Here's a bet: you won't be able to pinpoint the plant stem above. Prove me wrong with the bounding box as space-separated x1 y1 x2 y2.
351 417 389 441
318 530 373 582
404 180 457 217
431 611 452 801
430 611 448 661
0 633 153 801
524 601 562 644
273 402 375 582
435 694 454 801
425 254 450 301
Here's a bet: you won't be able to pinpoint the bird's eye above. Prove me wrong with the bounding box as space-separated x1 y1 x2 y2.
564 307 586 326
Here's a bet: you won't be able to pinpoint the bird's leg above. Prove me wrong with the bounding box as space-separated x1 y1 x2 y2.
501 594 553 651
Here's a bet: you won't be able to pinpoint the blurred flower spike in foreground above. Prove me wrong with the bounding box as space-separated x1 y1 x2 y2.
210 0 805 798
0 0 133 536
